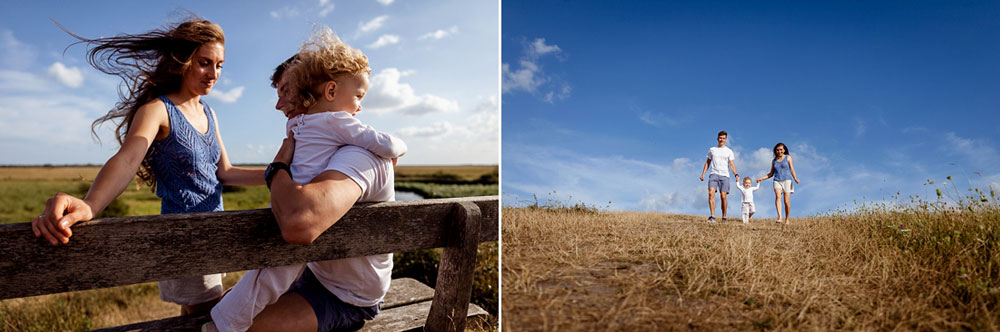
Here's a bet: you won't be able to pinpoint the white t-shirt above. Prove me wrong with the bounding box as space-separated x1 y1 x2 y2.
707 146 734 177
286 111 405 184
307 145 396 307
735 182 760 203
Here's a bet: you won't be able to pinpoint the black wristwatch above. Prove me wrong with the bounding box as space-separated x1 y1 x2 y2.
264 162 291 190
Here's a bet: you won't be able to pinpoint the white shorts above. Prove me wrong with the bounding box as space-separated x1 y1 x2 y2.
158 273 224 305
774 180 793 194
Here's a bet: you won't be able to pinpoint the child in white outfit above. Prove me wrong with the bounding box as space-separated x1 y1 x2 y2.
735 177 760 224
207 27 404 332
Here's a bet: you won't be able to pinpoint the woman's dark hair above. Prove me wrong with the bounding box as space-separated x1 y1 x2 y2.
773 142 789 160
59 17 224 188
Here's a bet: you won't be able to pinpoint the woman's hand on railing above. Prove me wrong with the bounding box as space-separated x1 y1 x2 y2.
31 193 94 245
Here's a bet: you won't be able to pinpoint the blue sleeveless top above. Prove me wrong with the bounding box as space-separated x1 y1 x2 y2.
149 96 223 214
773 156 792 181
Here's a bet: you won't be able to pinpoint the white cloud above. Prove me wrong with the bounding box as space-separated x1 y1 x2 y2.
943 132 1000 170
0 70 48 92
541 83 571 103
47 62 84 88
365 68 459 115
377 0 394 5
359 15 389 34
419 26 459 40
503 143 701 212
747 147 774 176
1 29 36 68
502 37 570 101
457 95 498 141
502 61 544 93
270 7 300 19
398 122 452 138
368 34 400 49
529 38 561 56
207 86 245 103
0 94 109 145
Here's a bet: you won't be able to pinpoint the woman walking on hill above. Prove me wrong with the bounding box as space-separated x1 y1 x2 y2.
31 16 264 315
757 143 800 223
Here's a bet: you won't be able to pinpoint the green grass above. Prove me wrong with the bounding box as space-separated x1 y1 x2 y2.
1 168 498 330
395 181 498 199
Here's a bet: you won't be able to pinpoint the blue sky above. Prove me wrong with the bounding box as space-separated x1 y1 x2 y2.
502 1 1000 217
0 0 498 166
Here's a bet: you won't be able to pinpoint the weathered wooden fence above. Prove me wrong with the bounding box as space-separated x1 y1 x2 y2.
0 195 499 331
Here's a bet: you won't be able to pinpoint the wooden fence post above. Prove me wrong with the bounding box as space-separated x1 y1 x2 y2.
425 201 481 332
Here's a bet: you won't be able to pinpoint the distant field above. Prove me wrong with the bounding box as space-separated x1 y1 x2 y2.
0 165 495 181
0 165 497 223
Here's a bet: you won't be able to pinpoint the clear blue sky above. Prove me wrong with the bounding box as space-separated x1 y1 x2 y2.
0 0 498 166
502 1 1000 217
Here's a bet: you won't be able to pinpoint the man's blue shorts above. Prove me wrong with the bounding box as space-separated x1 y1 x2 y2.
708 174 730 193
287 267 380 332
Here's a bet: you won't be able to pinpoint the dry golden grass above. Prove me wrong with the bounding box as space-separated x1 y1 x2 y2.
0 166 103 180
0 272 245 331
502 207 999 331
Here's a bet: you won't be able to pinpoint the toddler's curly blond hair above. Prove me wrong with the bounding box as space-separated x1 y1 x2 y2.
284 26 370 111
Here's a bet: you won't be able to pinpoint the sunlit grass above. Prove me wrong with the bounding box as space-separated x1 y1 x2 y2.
502 181 1000 331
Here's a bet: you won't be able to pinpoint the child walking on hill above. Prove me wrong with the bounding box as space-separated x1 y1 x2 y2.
735 177 761 224
207 27 405 332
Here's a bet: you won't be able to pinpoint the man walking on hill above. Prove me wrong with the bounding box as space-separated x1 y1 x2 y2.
699 130 739 222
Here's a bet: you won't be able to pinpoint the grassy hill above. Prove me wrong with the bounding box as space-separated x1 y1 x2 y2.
502 195 999 331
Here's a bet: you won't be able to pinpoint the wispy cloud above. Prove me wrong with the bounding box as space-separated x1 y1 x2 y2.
358 15 389 34
853 117 866 138
943 132 1000 170
376 0 394 5
368 34 399 49
0 70 48 92
318 0 335 17
503 142 701 211
365 68 459 115
502 37 571 102
269 6 300 19
47 62 84 88
398 122 453 138
0 94 109 144
458 95 498 140
207 86 244 103
1 29 36 68
418 26 459 40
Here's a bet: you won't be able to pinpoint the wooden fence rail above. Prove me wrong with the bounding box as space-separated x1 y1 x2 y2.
0 195 499 331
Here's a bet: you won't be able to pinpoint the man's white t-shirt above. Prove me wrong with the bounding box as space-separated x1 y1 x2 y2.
707 146 734 177
308 145 395 307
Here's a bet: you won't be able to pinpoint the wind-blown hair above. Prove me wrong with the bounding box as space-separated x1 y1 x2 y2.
283 26 370 112
59 17 224 188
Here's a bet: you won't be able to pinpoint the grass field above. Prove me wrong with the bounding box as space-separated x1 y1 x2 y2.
0 165 497 331
502 193 1000 331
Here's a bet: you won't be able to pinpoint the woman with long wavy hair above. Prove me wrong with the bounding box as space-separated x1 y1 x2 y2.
32 16 264 315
